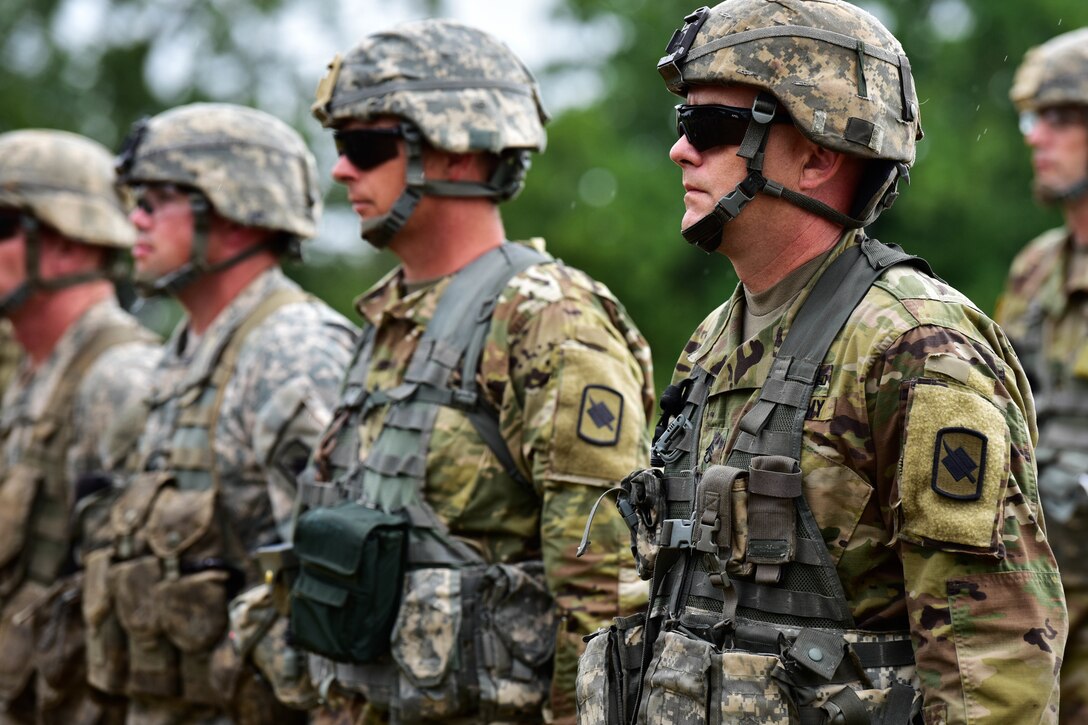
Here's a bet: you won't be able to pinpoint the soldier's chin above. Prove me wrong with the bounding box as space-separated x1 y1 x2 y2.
1033 182 1065 206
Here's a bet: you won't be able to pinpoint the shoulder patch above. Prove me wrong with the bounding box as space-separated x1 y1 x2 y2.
577 385 624 447
898 380 1010 554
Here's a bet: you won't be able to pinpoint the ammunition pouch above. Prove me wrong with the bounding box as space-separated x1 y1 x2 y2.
0 463 43 597
291 501 408 664
83 548 127 695
376 560 555 722
95 471 243 705
0 581 47 704
32 574 87 709
576 613 644 725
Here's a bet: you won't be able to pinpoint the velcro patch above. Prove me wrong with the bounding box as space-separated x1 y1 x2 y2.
899 379 1009 553
578 385 624 447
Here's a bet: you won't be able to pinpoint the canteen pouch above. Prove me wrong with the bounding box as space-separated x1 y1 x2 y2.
576 614 644 725
83 547 128 695
0 464 43 596
639 629 714 725
475 561 556 720
290 501 408 663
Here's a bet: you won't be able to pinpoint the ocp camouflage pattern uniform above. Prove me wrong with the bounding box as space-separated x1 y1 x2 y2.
996 26 1088 724
0 130 161 725
301 20 654 723
92 104 358 724
675 229 1062 723
578 2 1064 724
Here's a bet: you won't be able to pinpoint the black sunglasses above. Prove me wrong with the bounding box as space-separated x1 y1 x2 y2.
333 127 403 171
675 104 792 152
0 211 23 242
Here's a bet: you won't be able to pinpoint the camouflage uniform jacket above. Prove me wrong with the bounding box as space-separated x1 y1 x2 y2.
327 240 653 719
1 297 159 494
134 267 357 552
675 232 1064 725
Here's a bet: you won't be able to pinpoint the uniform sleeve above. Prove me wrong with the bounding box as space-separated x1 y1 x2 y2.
507 291 652 724
869 324 1063 725
244 309 357 541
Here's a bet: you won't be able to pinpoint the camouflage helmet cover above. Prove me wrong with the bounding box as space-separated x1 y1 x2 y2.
312 19 549 155
1010 27 1088 112
661 0 922 165
0 129 135 248
116 103 321 239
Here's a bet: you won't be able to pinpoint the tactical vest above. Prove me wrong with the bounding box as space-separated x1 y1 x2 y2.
578 238 928 725
295 243 557 722
88 287 308 704
0 318 156 704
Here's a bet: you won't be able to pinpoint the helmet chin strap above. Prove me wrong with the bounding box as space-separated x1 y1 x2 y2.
138 193 274 297
681 93 873 254
359 124 532 249
0 215 111 317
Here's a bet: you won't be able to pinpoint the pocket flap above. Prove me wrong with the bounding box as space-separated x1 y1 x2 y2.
145 487 218 559
293 572 349 607
294 502 405 576
110 471 173 540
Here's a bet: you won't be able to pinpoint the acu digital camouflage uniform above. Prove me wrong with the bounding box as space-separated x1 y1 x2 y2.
298 19 654 724
0 130 161 724
88 104 358 724
578 3 1065 725
996 26 1088 724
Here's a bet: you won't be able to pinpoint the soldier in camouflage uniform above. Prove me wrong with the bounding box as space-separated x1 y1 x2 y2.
996 27 1088 724
576 2 1065 724
291 19 653 725
86 104 357 725
0 130 160 724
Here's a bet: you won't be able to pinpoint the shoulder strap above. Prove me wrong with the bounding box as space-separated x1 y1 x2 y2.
204 286 310 491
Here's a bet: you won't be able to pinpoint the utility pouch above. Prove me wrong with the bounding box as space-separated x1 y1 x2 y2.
109 471 173 561
475 561 556 720
291 501 408 663
229 583 318 710
618 469 665 580
576 613 644 725
32 574 86 701
155 570 230 653
0 464 43 596
639 629 713 725
713 649 794 724
0 582 46 703
83 547 128 695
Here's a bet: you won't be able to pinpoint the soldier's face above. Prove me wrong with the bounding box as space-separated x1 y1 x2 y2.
1023 105 1088 203
128 185 195 284
668 84 802 250
331 118 407 223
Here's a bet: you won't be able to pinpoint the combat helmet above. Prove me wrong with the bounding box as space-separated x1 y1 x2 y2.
312 18 550 247
0 129 135 315
659 0 923 252
1010 27 1088 203
115 102 322 295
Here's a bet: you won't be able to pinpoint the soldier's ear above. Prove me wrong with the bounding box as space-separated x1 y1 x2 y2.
797 142 847 192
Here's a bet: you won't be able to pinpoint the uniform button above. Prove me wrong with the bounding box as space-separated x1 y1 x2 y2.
808 647 824 662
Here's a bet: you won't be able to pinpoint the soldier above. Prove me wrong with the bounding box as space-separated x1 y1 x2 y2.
0 130 160 724
289 18 654 724
997 27 1088 724
86 104 357 724
576 2 1066 724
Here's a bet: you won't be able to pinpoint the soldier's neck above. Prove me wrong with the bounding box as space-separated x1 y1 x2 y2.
1068 197 1088 248
178 252 277 335
10 282 112 368
390 199 506 283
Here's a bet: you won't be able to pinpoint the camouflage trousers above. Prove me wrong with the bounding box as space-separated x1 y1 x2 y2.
125 669 307 725
1061 583 1088 724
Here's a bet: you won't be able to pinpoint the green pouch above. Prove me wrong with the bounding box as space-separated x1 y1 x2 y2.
290 502 407 663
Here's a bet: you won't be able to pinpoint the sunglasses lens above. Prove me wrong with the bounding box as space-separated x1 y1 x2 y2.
677 106 750 151
0 213 22 241
334 130 401 171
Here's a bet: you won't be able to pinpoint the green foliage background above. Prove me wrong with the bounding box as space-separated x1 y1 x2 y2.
2 0 1086 395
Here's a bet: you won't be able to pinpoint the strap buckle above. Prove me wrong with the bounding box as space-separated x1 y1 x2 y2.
660 517 694 549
